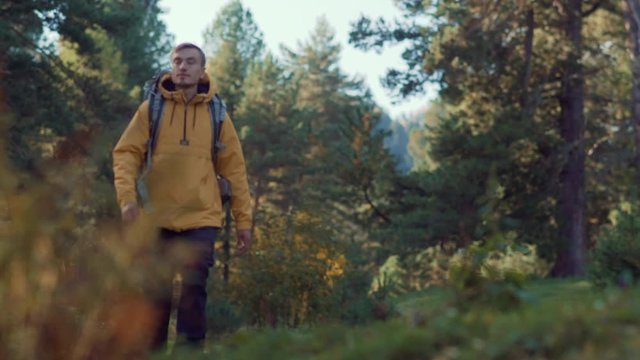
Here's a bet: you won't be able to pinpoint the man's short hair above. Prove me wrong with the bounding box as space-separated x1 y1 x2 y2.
171 43 206 67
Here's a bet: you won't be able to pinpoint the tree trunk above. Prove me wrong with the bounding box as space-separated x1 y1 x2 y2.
0 51 6 115
624 0 640 186
251 179 263 235
551 0 587 277
520 8 535 115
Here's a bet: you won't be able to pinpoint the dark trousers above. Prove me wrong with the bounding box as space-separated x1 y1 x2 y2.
149 226 217 350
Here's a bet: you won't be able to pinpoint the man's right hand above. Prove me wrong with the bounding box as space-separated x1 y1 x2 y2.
121 202 140 223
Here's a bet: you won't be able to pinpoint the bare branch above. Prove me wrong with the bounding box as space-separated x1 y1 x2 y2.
363 184 392 224
582 1 603 17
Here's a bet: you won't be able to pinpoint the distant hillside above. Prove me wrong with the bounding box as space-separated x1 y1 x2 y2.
377 108 428 174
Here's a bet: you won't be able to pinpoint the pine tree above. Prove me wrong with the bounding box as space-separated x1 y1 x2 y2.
350 0 629 274
1 0 173 170
283 17 398 255
203 0 265 117
202 0 266 282
235 53 306 230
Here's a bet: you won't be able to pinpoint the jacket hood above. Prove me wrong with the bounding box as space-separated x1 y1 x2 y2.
158 72 217 104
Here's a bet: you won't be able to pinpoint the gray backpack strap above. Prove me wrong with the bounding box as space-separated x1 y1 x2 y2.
209 94 227 165
136 71 167 211
209 94 231 204
147 90 166 160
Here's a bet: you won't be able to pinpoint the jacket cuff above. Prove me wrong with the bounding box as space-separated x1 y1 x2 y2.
118 194 138 209
235 220 252 230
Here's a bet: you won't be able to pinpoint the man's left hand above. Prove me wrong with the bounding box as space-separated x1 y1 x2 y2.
236 229 252 256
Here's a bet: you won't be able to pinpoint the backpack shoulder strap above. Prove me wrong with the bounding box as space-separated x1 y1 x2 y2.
209 93 227 166
143 70 167 175
146 91 165 162
137 70 168 210
145 70 169 163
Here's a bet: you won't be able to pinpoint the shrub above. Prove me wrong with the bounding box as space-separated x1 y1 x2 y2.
227 210 346 328
330 247 395 324
589 210 640 288
0 168 166 358
205 282 243 338
460 241 549 281
208 281 640 360
373 240 548 296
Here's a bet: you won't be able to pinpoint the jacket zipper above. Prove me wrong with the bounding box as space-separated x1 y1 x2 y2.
169 102 177 126
192 105 197 129
180 103 189 146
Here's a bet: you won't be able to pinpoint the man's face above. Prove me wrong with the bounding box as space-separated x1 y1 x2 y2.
170 48 205 88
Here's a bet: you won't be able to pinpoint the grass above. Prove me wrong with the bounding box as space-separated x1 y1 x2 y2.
155 279 640 359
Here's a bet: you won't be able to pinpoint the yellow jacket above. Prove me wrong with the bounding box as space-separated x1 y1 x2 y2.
113 73 252 231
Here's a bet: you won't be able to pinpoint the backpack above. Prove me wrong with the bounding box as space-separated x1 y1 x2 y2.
135 70 231 211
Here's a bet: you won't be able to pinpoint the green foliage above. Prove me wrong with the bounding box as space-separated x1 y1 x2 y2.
0 3 179 358
236 53 306 215
447 244 538 312
372 247 453 295
236 18 398 310
331 244 395 325
373 241 548 301
589 210 640 288
479 243 549 281
204 9 400 340
349 2 431 98
205 283 243 337
331 270 378 325
227 211 346 327
202 280 640 360
275 18 399 254
114 0 174 88
207 211 390 330
0 113 176 359
203 0 265 63
203 0 265 116
6 0 640 357
2 0 172 167
350 0 634 270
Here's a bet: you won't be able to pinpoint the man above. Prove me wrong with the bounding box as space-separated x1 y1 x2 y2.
112 42 252 350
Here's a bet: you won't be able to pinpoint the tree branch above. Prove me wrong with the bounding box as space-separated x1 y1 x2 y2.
582 1 603 17
363 184 392 224
587 134 610 157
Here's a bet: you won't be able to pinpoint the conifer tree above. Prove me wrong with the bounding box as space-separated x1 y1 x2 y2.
283 18 397 251
350 1 629 275
235 53 306 230
203 0 265 117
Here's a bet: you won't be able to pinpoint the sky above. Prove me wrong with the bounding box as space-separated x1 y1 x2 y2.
159 0 434 120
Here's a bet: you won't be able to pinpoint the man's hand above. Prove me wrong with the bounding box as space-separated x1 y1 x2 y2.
236 229 252 256
121 202 140 223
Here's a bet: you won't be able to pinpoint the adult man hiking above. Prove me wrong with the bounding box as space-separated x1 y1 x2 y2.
112 42 252 350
